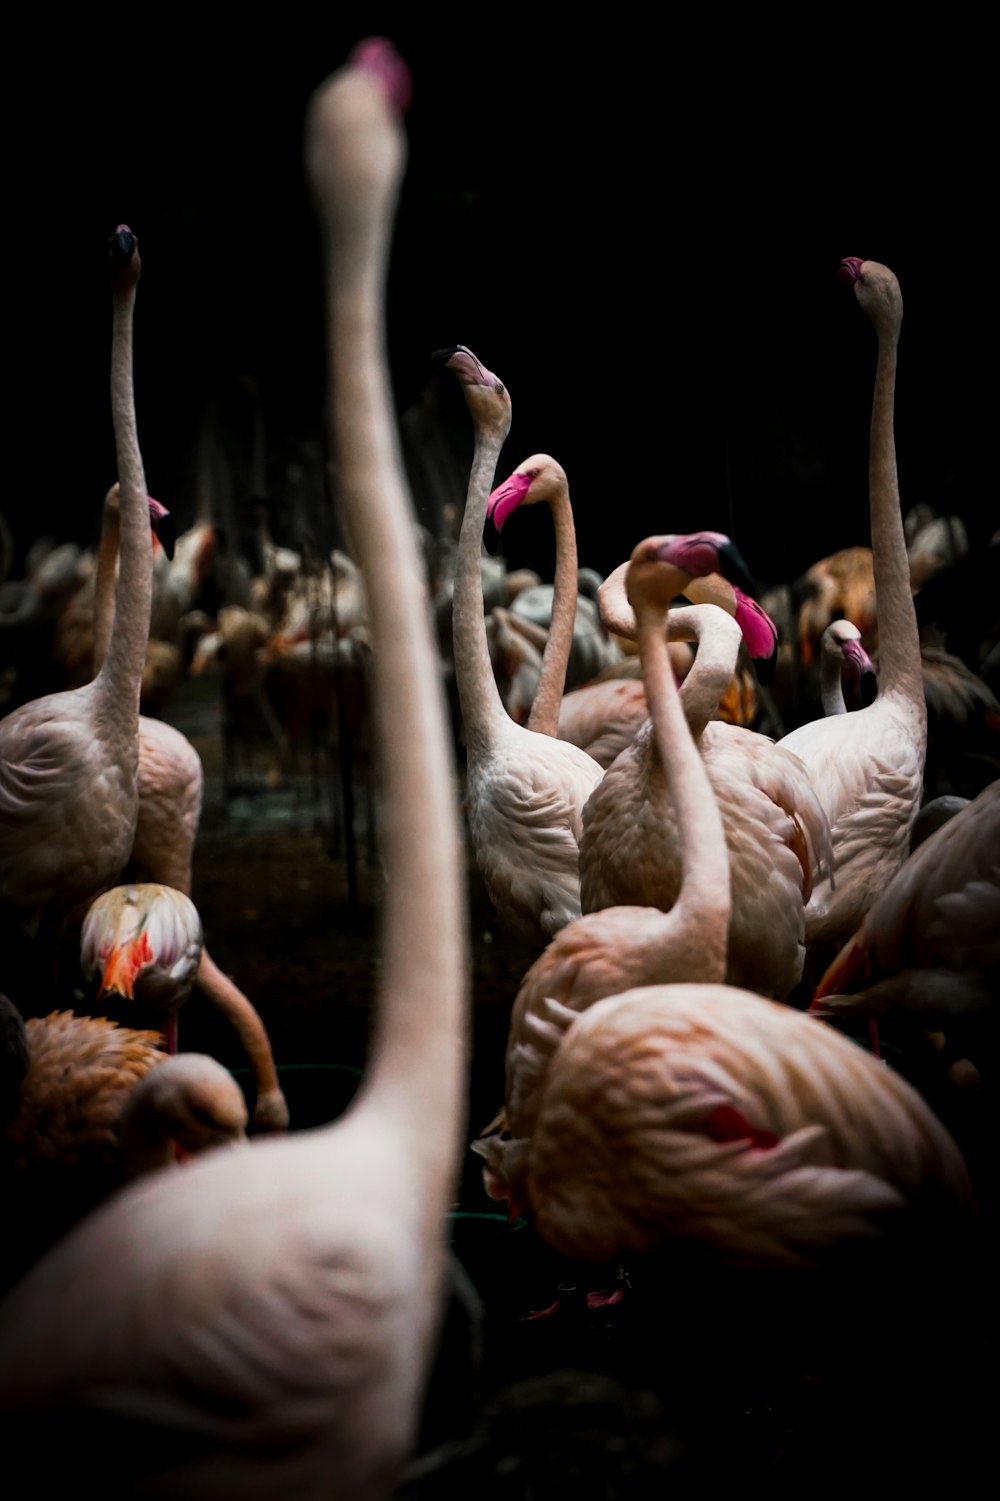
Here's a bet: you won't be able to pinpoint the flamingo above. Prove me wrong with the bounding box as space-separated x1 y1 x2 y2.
579 556 832 1002
0 38 468 1499
442 348 604 946
92 469 289 1132
778 259 927 951
0 228 161 966
473 551 974 1278
525 981 975 1272
558 556 779 767
819 619 877 716
0 995 247 1290
810 780 999 1061
486 453 614 737
474 541 731 1209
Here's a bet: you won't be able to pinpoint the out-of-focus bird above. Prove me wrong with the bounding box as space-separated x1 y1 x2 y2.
811 780 1000 1065
79 883 203 1054
0 41 469 1500
0 995 246 1289
779 260 927 951
91 454 289 1133
0 229 163 964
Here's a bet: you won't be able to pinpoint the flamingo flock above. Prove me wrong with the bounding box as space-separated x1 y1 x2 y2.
0 36 994 1501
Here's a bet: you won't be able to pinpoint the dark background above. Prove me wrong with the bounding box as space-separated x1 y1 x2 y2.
7 14 991 594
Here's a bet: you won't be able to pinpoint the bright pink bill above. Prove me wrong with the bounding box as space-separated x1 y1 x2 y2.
836 257 864 285
487 471 534 532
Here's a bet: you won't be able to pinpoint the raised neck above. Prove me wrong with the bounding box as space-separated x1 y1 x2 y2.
864 297 925 711
452 400 514 756
96 253 152 738
525 486 578 737
308 60 467 1165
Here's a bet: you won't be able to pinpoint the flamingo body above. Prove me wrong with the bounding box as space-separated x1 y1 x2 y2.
527 983 975 1271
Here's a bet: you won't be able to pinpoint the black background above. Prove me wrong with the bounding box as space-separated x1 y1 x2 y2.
7 12 991 593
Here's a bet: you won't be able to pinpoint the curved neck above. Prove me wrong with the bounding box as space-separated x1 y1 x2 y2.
667 605 742 738
453 431 512 755
637 602 730 979
96 279 152 734
525 490 577 736
316 74 467 1176
867 313 924 708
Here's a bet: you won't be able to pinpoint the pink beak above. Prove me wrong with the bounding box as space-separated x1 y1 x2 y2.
487 471 533 533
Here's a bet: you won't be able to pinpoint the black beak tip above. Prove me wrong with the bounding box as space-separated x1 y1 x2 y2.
429 345 461 365
753 645 778 688
156 511 176 561
483 514 502 557
718 541 756 597
860 668 878 707
109 226 135 265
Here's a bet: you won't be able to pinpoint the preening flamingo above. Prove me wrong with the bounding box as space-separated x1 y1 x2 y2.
474 540 731 1209
819 618 877 716
525 981 975 1272
580 540 831 1002
0 40 468 1499
92 489 289 1130
0 228 160 959
778 259 927 951
443 347 605 946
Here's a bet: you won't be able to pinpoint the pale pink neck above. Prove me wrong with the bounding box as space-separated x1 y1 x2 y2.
525 490 578 736
866 311 925 711
314 72 467 1175
453 432 513 756
94 280 152 742
600 566 739 736
92 494 120 671
820 649 848 716
637 601 730 979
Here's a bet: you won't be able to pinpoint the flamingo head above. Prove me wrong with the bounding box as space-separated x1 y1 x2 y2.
147 496 175 561
823 618 877 704
108 224 140 289
838 257 903 330
434 343 511 450
485 454 567 555
650 531 756 595
348 36 413 113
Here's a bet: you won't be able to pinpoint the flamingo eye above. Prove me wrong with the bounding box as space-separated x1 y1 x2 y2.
528 469 539 479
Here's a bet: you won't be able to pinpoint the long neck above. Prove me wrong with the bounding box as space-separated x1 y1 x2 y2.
638 601 730 979
525 490 577 736
820 649 847 716
320 82 467 1183
96 281 151 739
92 496 120 672
453 427 511 756
867 311 924 710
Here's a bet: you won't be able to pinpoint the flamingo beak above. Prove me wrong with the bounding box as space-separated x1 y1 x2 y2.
485 471 533 554
147 497 175 561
